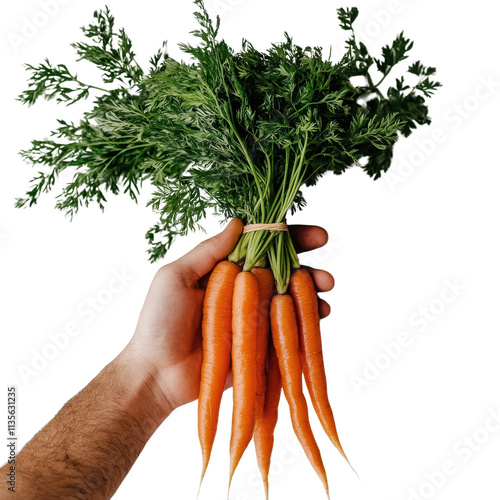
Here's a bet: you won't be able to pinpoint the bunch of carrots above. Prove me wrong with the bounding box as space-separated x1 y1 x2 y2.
17 0 439 496
199 257 348 498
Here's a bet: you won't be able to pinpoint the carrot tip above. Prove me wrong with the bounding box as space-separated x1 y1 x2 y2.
323 483 330 500
350 462 361 482
336 445 358 479
197 462 209 498
227 469 235 500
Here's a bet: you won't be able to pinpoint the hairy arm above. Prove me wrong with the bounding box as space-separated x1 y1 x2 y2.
0 348 172 500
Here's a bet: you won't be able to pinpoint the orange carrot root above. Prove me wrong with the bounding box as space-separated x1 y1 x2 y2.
198 260 240 492
252 267 275 421
228 271 259 492
270 293 330 498
254 339 282 500
252 267 279 499
290 268 354 472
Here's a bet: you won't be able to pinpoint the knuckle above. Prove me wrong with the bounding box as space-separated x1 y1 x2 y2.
155 263 175 281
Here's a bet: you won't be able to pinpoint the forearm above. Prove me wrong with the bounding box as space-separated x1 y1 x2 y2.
1 347 172 500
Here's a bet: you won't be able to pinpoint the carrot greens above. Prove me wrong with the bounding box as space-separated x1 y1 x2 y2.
17 1 440 292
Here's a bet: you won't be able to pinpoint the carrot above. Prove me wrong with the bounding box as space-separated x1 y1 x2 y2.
289 268 352 468
252 267 278 499
252 268 275 420
198 260 240 490
228 271 259 491
254 339 282 500
270 294 329 498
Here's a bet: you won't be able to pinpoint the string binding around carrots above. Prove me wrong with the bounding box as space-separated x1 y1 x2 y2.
243 223 288 234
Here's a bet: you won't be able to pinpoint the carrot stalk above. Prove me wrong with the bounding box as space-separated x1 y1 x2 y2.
289 268 354 471
270 294 330 498
198 260 240 492
228 271 260 492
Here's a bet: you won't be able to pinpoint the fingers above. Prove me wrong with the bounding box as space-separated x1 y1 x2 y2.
303 266 335 292
224 368 233 391
173 219 243 281
318 299 331 319
288 225 328 254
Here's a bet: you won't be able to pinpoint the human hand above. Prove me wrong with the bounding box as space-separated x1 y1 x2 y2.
124 219 335 416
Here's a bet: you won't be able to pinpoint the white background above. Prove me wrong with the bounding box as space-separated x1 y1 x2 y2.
1 0 500 499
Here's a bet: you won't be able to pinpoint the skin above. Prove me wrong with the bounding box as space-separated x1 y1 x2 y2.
0 220 334 500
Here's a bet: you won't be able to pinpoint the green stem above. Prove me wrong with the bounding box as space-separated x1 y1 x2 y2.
232 128 311 293
285 231 300 270
73 77 108 94
242 132 310 282
228 232 249 263
374 66 395 89
205 85 266 221
365 71 384 99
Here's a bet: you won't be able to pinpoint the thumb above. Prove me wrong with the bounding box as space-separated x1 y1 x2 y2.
174 219 243 280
